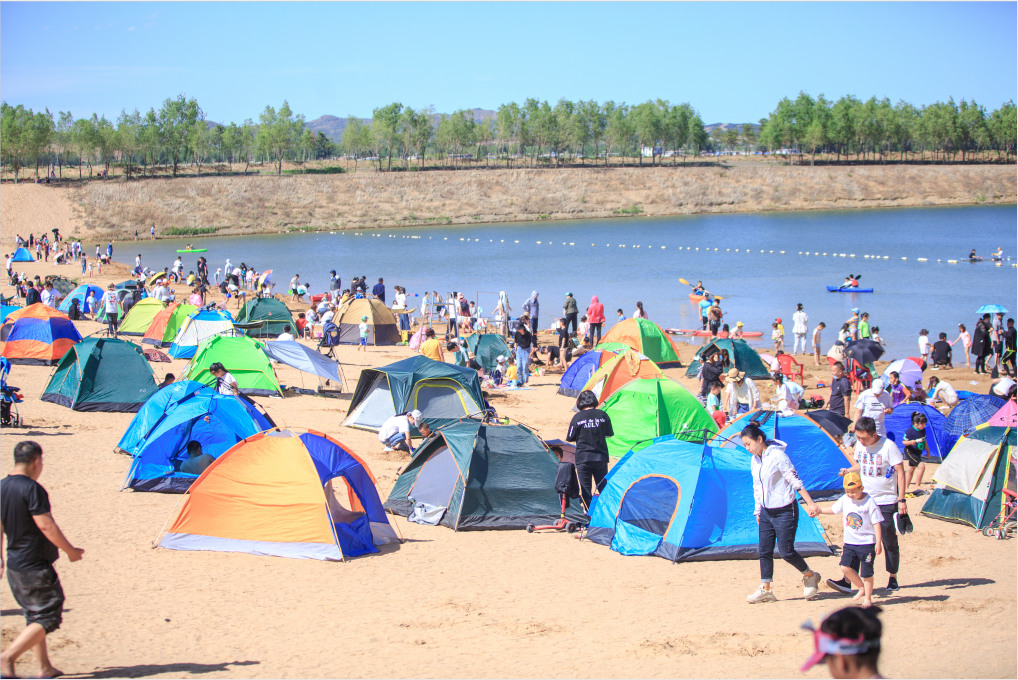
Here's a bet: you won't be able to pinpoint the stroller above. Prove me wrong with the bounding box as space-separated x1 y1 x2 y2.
318 321 342 360
1 358 24 428
526 440 587 534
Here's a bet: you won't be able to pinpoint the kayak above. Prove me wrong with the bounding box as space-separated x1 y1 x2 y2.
827 286 874 293
964 257 983 262
666 329 764 338
177 248 207 253
689 293 708 303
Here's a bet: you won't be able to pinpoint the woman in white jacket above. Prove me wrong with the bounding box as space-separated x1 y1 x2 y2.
742 423 822 604
792 303 809 355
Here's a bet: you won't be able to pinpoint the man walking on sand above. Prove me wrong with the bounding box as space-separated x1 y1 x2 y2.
1 441 85 679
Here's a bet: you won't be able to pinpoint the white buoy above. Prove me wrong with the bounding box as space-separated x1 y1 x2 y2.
918 258 927 262
501 239 504 242
735 249 739 252
902 257 907 260
883 256 889 259
948 259 958 263
780 251 785 254
537 241 542 244
515 240 519 243
570 242 575 245
661 246 666 249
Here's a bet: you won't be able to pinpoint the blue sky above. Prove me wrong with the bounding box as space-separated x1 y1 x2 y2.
2 2 1015 124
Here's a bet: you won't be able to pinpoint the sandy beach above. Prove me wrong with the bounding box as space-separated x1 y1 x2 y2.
1 189 1015 679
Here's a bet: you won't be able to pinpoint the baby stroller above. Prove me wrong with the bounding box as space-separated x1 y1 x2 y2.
318 321 341 360
1 358 24 428
526 440 586 533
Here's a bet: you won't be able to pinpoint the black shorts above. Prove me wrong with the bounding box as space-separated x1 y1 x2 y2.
905 449 924 467
7 565 65 633
840 543 877 579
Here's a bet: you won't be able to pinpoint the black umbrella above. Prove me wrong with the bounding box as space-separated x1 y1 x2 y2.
844 338 885 365
805 409 853 440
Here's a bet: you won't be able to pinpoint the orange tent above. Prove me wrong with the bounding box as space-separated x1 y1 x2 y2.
142 302 197 347
582 350 664 403
158 429 397 561
598 318 682 365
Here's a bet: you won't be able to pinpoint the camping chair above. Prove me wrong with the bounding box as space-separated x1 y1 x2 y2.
848 359 872 393
0 358 23 428
776 354 804 387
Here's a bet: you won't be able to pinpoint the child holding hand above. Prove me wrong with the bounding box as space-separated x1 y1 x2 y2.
817 473 883 607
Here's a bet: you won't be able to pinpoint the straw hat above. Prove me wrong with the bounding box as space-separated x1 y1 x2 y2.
736 321 744 327
727 368 745 381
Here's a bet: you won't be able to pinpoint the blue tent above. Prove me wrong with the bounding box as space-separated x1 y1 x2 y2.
11 247 34 262
59 284 105 315
714 410 851 500
1 305 21 323
885 403 953 462
587 435 832 561
557 349 610 397
118 380 274 492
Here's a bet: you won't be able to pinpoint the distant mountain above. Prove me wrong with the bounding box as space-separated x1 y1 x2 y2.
307 109 496 142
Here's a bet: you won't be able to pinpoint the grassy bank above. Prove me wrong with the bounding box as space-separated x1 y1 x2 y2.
56 164 1018 239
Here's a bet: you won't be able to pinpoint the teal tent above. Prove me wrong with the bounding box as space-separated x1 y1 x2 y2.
236 298 296 338
344 356 484 433
384 420 583 530
465 333 511 373
685 338 770 379
41 337 157 412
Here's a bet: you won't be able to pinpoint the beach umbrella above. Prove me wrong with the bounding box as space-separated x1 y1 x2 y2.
258 270 273 287
882 358 924 390
944 394 1006 437
805 409 853 440
976 304 1008 314
844 338 884 365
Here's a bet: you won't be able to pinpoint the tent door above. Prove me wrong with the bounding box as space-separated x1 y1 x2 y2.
408 446 460 510
610 475 680 556
344 374 395 429
411 379 478 420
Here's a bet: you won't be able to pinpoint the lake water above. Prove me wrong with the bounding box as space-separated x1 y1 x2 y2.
123 204 1017 359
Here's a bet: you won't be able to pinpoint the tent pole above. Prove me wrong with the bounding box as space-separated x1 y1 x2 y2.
151 495 185 548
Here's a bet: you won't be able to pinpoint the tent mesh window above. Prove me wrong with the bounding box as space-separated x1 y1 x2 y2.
411 379 479 420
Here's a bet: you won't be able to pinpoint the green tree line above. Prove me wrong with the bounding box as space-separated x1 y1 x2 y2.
2 93 1014 180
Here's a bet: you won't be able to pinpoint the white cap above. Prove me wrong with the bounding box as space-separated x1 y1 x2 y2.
409 410 423 422
871 379 884 393
497 355 506 363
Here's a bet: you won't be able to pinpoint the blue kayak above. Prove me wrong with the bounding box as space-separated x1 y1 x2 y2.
827 286 874 293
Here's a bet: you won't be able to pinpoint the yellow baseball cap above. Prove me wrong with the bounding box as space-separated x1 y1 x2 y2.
843 472 863 490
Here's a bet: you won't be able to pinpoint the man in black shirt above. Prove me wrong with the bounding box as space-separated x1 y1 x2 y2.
1 441 84 678
828 361 852 417
556 317 572 370
24 281 41 306
931 333 953 369
514 315 534 385
566 390 614 508
372 278 385 304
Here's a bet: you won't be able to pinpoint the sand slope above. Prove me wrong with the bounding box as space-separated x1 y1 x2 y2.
1 231 1015 678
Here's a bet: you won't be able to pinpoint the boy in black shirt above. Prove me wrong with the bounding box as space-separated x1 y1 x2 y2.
1 441 84 678
931 333 953 369
566 390 614 508
829 361 852 417
901 412 928 491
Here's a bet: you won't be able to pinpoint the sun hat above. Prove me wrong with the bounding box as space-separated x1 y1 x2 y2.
842 472 863 490
736 321 744 327
800 619 881 672
727 368 745 380
361 315 368 321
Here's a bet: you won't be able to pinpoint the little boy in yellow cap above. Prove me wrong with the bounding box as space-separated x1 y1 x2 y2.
817 473 884 607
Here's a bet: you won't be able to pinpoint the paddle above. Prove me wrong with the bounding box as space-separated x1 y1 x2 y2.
679 278 690 285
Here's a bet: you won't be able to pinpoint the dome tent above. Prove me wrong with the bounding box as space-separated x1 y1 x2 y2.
465 333 511 373
168 308 236 359
118 380 273 493
11 247 34 262
235 298 296 338
684 338 771 380
384 419 583 530
601 378 717 458
41 337 157 412
587 436 832 561
344 356 483 433
0 304 82 365
118 297 167 335
597 318 682 366
885 403 952 462
180 335 282 397
557 349 620 397
714 410 852 501
921 425 1015 530
58 284 105 315
158 429 397 560
332 298 400 346
582 350 663 404
142 302 198 347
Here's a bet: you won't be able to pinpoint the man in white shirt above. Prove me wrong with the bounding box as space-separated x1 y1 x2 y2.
851 379 893 436
276 325 295 342
830 416 907 595
378 410 422 454
725 368 760 418
101 284 120 334
179 441 215 476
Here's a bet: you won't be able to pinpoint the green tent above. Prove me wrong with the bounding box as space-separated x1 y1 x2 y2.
41 337 157 412
142 302 198 346
601 378 718 458
95 300 124 324
384 420 584 530
180 335 282 396
236 298 296 338
597 318 682 365
684 338 770 379
465 333 511 373
118 297 166 335
344 356 484 433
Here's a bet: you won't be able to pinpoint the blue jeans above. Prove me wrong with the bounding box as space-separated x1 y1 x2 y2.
530 317 539 334
516 346 531 384
730 402 750 418
758 502 810 582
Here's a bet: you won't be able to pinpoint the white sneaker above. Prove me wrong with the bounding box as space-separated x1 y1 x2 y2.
746 585 777 604
803 571 821 600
